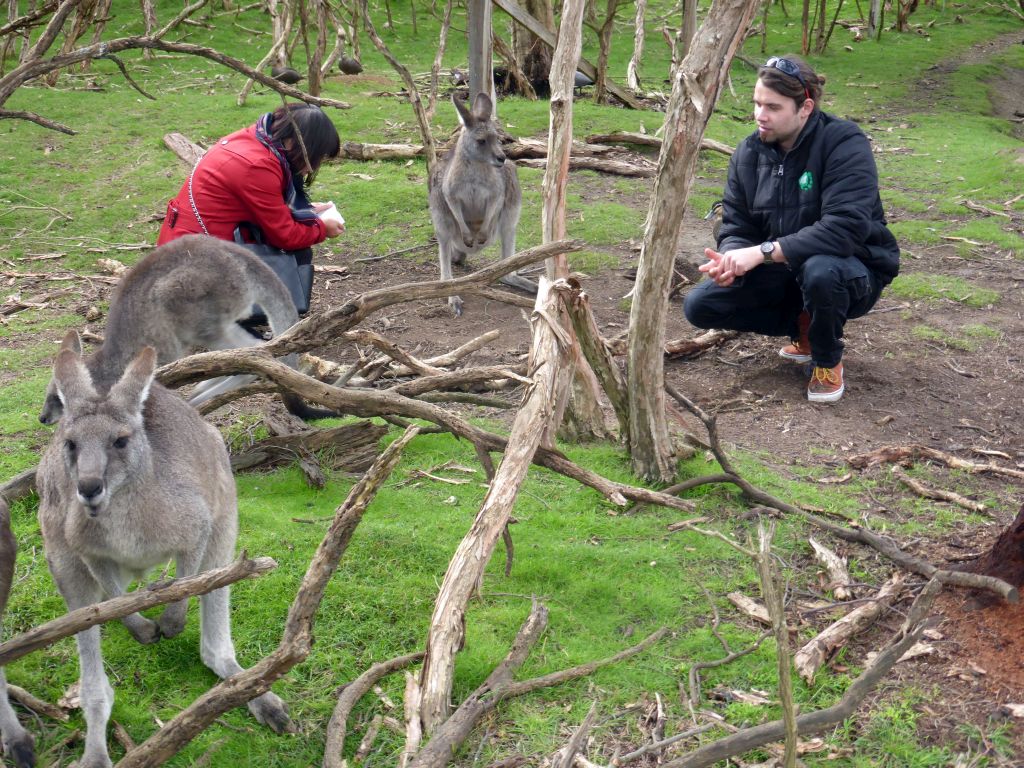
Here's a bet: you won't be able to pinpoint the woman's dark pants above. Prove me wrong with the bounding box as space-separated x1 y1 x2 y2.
682 254 882 369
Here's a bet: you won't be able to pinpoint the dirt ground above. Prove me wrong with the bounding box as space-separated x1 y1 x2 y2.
302 38 1024 759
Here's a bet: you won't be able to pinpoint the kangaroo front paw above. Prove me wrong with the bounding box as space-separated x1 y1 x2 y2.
157 608 186 639
122 614 161 645
3 731 35 768
248 691 294 734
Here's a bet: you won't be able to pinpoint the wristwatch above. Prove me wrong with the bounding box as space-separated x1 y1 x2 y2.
760 240 776 264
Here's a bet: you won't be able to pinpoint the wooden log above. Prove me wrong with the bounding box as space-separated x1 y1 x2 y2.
417 279 573 734
848 443 1024 482
162 132 204 166
808 537 853 600
586 131 735 155
891 466 989 514
516 155 656 177
793 573 905 685
0 556 278 666
230 420 388 474
322 652 424 768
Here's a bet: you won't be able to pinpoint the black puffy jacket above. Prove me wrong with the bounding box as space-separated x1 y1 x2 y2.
717 110 900 284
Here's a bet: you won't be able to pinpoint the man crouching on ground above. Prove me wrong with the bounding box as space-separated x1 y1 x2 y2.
683 55 900 403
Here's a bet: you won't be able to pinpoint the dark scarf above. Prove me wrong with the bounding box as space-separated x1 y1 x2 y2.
254 113 317 221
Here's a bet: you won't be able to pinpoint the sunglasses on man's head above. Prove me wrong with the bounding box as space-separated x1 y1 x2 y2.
764 57 811 102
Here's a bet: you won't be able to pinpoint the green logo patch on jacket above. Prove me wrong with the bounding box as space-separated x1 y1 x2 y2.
799 170 814 191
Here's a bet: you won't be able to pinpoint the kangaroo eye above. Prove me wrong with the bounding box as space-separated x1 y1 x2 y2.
113 436 129 449
65 439 77 454
476 138 486 145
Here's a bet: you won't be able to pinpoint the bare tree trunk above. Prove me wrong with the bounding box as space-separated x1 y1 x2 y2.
626 0 761 482
800 0 810 53
417 279 572 734
867 0 880 37
680 0 697 57
139 0 156 59
626 0 646 91
593 0 620 104
815 0 826 51
512 0 554 87
467 0 495 112
307 0 328 95
426 0 453 120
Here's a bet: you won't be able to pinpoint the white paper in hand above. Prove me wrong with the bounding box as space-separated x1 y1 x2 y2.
319 202 345 227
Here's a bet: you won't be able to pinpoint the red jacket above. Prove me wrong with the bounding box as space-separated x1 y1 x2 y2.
157 124 326 250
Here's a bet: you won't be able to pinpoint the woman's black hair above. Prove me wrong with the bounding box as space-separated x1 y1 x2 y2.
758 55 826 110
269 103 341 185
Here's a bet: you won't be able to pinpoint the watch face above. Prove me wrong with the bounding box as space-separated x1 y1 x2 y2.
760 241 774 255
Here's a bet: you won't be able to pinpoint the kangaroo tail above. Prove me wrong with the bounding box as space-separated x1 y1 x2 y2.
236 246 339 422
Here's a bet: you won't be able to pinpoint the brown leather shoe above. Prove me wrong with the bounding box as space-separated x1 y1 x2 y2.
807 363 844 402
779 310 812 363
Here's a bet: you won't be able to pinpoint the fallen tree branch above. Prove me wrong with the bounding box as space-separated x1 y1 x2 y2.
585 131 734 156
322 651 425 768
808 537 853 600
848 443 1024 482
890 465 989 515
0 556 278 666
664 383 1018 604
230 420 388 474
116 426 420 767
418 278 573 733
793 573 904 685
659 578 944 768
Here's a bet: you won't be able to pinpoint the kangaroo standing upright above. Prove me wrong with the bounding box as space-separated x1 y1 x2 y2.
36 333 291 768
0 500 35 768
38 235 334 425
428 92 531 316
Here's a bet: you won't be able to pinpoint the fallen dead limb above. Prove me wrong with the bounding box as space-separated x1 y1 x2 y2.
116 427 420 768
0 467 36 504
659 578 943 768
793 573 905 685
408 607 667 768
0 556 277 666
664 383 1018 603
605 329 738 359
7 684 68 722
585 131 735 156
552 701 598 768
891 465 989 515
848 443 1024 482
808 538 853 600
322 651 426 768
159 354 698 516
612 723 718 766
417 278 574 733
389 363 529 397
229 420 388 475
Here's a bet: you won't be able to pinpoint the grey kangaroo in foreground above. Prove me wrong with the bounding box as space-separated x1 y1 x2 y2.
36 334 291 768
428 91 532 316
0 500 35 768
39 235 334 425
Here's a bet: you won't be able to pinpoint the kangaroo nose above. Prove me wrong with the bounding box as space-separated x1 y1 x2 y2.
78 479 104 502
492 154 506 167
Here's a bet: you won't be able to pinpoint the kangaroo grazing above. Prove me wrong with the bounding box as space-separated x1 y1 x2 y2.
36 335 291 768
0 500 35 768
38 235 334 425
428 92 532 316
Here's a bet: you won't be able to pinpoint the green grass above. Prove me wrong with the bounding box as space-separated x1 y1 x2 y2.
889 273 999 307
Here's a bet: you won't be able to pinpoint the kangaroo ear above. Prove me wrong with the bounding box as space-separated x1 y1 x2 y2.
59 329 83 356
452 91 473 127
470 92 493 121
109 346 157 416
53 348 97 415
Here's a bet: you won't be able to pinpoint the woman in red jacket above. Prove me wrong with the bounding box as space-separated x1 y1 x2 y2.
158 103 345 314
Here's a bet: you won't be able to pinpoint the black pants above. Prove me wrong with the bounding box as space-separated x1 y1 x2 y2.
683 255 883 368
